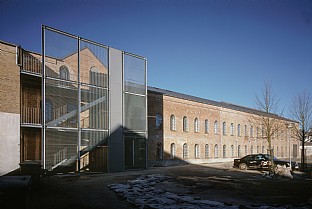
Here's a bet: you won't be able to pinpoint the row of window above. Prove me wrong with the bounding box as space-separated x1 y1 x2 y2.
155 143 287 159
165 115 286 139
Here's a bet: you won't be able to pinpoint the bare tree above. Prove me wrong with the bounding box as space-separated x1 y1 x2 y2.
254 81 282 173
289 90 312 171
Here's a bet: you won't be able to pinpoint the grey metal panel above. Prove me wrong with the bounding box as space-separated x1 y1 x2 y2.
108 48 124 172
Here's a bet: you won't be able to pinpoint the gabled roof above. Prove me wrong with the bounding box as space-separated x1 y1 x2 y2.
147 86 297 123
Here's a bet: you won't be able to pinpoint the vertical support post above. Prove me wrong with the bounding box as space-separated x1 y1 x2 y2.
144 58 148 169
41 25 46 170
77 37 81 174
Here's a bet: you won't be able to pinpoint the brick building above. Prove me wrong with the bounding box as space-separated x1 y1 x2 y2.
0 26 300 175
0 26 147 175
147 87 300 166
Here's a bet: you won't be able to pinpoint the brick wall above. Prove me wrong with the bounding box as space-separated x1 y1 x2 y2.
148 90 299 164
0 41 20 114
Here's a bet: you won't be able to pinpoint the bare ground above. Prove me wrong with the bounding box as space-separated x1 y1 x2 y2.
24 162 312 208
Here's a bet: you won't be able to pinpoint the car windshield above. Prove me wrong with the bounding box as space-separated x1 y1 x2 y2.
264 154 279 160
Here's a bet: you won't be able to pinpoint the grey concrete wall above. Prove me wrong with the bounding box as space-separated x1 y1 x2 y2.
0 112 20 175
108 48 124 172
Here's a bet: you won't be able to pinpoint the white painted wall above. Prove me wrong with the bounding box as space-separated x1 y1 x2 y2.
0 112 20 175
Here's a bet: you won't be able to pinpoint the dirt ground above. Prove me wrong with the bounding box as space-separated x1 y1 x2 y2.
21 162 312 208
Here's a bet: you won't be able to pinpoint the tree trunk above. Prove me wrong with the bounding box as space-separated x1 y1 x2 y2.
268 139 274 174
301 138 305 172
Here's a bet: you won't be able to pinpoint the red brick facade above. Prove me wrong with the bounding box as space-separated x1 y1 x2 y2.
147 88 300 164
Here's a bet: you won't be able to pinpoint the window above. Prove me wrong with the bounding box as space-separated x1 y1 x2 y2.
238 145 241 157
183 116 188 132
205 144 209 158
238 124 241 136
195 144 200 158
183 143 188 158
45 99 53 122
59 65 70 80
90 66 106 87
231 145 234 157
250 126 253 137
262 127 264 138
214 144 218 158
170 143 176 159
194 118 199 133
262 146 265 153
230 123 234 136
256 127 259 138
281 146 284 157
214 120 218 134
257 146 259 154
276 146 279 157
223 145 226 158
223 122 226 135
170 115 176 131
244 145 248 155
251 145 254 154
244 125 247 136
205 120 209 133
156 143 162 159
156 113 163 129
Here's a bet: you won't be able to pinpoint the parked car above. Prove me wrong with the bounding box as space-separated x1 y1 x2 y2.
233 154 299 170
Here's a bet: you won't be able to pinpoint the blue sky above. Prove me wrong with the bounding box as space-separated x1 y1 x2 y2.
1 0 311 117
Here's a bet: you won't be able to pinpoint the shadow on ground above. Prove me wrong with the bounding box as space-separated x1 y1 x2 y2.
1 162 312 209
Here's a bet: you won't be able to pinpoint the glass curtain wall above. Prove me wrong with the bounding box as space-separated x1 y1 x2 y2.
43 26 109 172
123 53 147 169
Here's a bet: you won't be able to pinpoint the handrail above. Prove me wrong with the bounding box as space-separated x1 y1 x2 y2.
21 107 41 124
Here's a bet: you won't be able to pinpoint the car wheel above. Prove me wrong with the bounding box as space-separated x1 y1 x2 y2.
239 163 247 170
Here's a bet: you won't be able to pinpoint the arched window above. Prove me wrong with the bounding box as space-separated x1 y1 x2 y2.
238 124 241 136
250 126 253 137
230 123 234 135
244 145 248 155
214 144 218 158
205 120 209 133
90 66 105 86
214 120 218 134
170 115 176 131
223 122 226 135
183 116 188 132
170 143 176 159
194 118 199 133
238 145 241 157
251 145 254 154
59 65 70 80
231 145 234 157
276 146 279 157
183 143 188 159
156 113 163 129
195 144 200 158
223 145 226 158
156 143 162 159
244 125 248 136
205 144 209 158
45 99 53 122
262 146 265 153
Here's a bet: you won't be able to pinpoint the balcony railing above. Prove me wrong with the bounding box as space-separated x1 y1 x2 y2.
22 107 41 125
22 53 42 74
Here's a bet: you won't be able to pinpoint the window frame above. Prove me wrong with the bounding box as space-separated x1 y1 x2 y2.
170 115 176 131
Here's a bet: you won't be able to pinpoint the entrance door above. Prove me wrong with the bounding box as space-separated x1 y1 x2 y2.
124 136 146 169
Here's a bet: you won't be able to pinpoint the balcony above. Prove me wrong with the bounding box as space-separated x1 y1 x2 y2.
21 107 41 125
22 53 42 75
